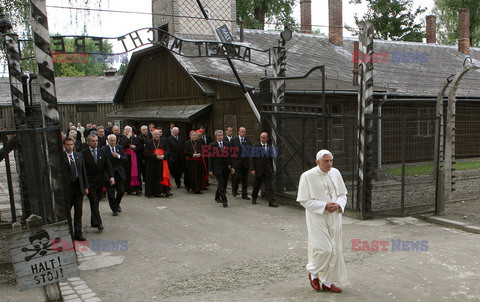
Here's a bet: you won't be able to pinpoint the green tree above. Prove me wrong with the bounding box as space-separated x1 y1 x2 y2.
51 36 113 77
117 57 129 76
1 0 104 73
433 0 480 46
350 0 427 42
236 0 296 30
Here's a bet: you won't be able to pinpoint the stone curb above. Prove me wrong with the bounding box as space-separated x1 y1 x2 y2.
419 214 480 234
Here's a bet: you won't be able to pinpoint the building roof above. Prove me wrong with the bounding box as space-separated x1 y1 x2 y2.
0 75 122 106
169 29 480 97
107 104 212 121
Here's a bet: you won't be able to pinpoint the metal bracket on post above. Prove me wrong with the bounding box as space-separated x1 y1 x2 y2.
4 32 27 128
357 21 374 219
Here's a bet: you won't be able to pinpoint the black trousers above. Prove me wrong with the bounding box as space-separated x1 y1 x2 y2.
215 168 229 202
68 180 84 237
106 178 124 212
168 160 184 187
87 186 103 227
252 174 274 202
233 166 249 195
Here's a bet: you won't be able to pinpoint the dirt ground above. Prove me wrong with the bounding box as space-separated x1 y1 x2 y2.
1 186 480 301
444 199 480 227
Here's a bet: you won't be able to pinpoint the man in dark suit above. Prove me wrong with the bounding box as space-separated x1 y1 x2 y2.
102 134 128 216
97 126 107 147
63 137 89 241
82 133 115 231
165 122 175 138
208 130 235 207
250 132 278 207
199 125 212 145
105 122 113 136
230 127 252 200
167 127 185 188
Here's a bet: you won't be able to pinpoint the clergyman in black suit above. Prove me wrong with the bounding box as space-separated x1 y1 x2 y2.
250 132 278 207
230 127 252 200
167 127 185 188
208 130 235 207
82 133 115 231
102 134 128 216
63 137 89 241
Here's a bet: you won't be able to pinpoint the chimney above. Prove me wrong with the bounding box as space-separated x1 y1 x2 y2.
103 68 117 77
458 8 470 55
426 15 436 44
328 0 343 46
300 0 312 33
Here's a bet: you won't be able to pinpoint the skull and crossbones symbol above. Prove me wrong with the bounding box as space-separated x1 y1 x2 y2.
21 229 63 261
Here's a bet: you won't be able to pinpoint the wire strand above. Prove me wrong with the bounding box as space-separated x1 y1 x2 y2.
45 5 355 30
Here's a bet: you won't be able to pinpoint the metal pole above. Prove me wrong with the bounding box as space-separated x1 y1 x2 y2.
195 0 260 123
401 116 407 216
377 95 387 170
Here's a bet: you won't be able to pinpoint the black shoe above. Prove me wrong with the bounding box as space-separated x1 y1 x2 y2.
74 235 87 241
242 195 251 200
136 191 142 196
215 197 222 203
223 202 228 207
232 190 238 197
269 201 279 207
195 191 202 194
176 185 181 188
252 198 257 204
117 206 122 213
113 211 118 216
98 225 104 231
165 191 173 197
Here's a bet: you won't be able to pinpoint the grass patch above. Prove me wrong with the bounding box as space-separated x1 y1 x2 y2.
386 161 480 176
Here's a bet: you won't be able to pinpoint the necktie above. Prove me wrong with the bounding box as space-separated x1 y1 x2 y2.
219 142 223 148
111 146 115 154
92 149 97 164
241 138 244 144
69 154 78 179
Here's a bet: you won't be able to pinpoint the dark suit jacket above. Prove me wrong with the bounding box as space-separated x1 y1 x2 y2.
250 143 274 177
208 141 233 175
102 144 128 181
64 151 89 192
82 147 114 189
230 136 251 170
98 135 107 148
167 135 185 163
201 134 213 146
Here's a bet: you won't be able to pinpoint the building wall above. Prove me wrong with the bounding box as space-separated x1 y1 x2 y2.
59 103 115 132
121 51 205 105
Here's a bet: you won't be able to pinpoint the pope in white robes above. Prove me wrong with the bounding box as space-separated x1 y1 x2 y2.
297 149 348 292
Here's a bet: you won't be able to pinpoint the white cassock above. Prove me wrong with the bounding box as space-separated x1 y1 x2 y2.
297 166 348 286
